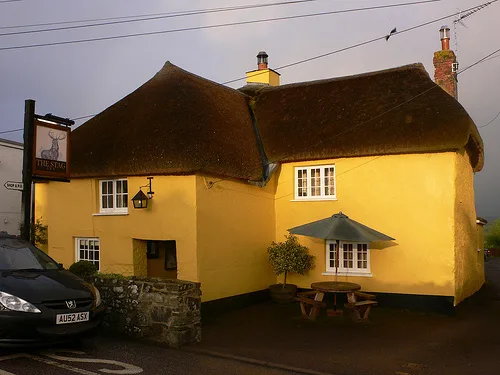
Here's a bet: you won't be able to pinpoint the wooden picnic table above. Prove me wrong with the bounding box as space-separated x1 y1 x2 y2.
311 281 361 316
311 281 362 294
296 281 361 320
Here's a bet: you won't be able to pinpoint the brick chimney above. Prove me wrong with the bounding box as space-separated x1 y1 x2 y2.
246 51 280 86
433 25 458 99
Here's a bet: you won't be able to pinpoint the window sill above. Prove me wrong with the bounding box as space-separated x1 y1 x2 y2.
322 272 372 277
291 198 338 202
93 212 129 217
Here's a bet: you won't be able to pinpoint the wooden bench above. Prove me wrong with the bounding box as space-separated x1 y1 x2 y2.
353 291 377 300
295 291 326 321
344 291 377 321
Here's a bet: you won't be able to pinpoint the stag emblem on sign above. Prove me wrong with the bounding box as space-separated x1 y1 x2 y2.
40 130 66 161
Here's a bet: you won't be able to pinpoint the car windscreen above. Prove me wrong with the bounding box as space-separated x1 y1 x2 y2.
0 238 59 271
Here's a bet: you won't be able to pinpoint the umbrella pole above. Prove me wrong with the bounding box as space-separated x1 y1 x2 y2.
334 239 339 311
335 239 339 282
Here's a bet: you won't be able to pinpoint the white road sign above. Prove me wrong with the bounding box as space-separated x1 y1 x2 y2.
3 181 23 191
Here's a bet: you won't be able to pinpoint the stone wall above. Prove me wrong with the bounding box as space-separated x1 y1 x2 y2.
90 276 201 347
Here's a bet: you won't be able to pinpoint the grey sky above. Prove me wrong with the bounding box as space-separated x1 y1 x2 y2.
0 0 498 218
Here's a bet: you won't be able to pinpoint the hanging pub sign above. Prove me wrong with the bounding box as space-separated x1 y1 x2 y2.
32 118 71 180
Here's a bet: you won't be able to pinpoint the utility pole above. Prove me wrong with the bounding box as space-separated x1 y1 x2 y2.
21 99 35 242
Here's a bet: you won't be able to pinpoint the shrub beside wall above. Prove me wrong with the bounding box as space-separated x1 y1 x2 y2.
90 275 201 347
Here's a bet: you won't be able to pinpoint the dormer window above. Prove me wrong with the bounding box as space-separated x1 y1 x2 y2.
99 179 128 214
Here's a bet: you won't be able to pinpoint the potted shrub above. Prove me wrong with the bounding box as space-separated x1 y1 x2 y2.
267 234 315 303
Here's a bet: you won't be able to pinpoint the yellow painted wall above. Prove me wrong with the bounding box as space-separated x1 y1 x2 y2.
132 239 147 277
196 176 276 302
476 224 485 280
246 69 280 86
36 176 198 281
453 149 484 304
275 153 458 297
34 182 49 253
36 149 481 306
477 224 485 258
36 174 276 303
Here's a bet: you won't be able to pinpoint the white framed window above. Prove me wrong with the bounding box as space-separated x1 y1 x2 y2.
325 241 371 276
294 165 336 200
75 237 100 271
99 179 128 213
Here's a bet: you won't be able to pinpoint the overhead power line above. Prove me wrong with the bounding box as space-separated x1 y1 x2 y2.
0 0 325 30
0 113 95 134
479 111 500 128
268 47 497 165
0 1 496 136
457 46 500 75
222 1 497 85
0 0 465 127
71 114 96 121
0 128 22 134
0 0 449 50
0 0 444 38
0 0 444 32
484 53 500 62
1 40 498 139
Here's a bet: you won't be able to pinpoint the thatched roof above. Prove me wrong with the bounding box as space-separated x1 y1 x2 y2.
71 62 483 181
71 62 264 181
242 63 483 171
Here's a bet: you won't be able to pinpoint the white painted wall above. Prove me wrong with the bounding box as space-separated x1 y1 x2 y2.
0 138 23 235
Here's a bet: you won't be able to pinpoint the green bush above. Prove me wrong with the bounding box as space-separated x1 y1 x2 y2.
19 217 48 245
485 218 500 249
69 260 98 279
267 234 315 286
98 273 128 280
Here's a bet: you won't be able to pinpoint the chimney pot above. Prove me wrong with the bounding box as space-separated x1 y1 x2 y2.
257 51 269 70
439 25 451 50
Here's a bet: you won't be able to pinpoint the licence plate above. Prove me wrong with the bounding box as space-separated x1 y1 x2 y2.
56 312 89 325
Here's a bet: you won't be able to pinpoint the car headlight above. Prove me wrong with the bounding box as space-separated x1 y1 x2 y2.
0 291 41 313
94 286 101 308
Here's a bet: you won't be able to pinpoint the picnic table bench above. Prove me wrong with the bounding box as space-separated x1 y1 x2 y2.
295 291 326 320
344 291 378 321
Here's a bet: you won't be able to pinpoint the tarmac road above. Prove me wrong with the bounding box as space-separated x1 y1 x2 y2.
0 335 311 375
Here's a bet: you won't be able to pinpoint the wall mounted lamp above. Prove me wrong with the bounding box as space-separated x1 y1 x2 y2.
132 177 154 209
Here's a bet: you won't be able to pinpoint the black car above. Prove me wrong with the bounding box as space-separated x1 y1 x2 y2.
0 232 104 345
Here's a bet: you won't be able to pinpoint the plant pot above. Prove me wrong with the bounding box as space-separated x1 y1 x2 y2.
269 283 297 304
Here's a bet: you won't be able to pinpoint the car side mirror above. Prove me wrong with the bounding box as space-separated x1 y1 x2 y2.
58 263 64 269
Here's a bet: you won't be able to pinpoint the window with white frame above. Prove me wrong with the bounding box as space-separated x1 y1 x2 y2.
294 165 336 200
99 179 128 213
326 241 370 275
76 238 100 271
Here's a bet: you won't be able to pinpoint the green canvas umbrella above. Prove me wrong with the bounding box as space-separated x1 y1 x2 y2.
288 212 394 242
288 212 394 277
